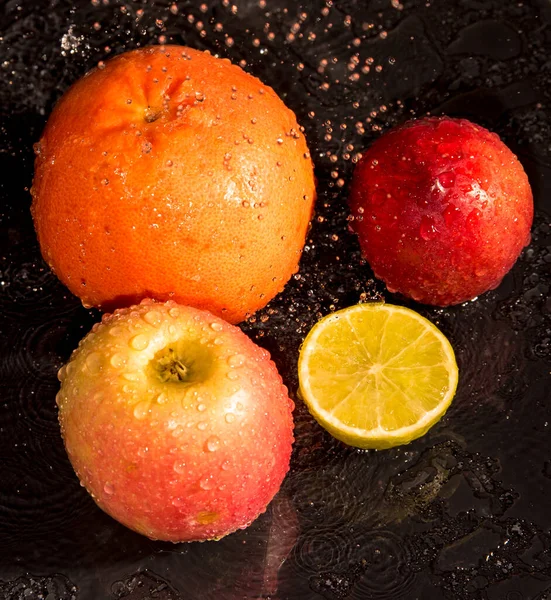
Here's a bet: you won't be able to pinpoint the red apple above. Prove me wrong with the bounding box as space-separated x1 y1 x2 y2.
56 299 294 542
348 116 534 305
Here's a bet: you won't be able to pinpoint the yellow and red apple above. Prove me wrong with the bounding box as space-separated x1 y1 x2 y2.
56 299 294 542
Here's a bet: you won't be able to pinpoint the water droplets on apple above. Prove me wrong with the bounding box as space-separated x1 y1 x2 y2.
143 310 162 327
227 353 245 368
130 333 149 351
133 400 151 420
156 393 168 404
206 436 220 452
199 477 213 490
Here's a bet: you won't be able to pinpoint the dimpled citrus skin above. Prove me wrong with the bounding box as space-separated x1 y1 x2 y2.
31 46 316 323
56 299 295 542
348 117 534 306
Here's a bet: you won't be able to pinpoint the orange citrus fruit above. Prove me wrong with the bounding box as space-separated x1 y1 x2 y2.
31 45 316 323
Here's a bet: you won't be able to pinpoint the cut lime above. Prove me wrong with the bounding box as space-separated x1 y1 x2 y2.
298 303 458 449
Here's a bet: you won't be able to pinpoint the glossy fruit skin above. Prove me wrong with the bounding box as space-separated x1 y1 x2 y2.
31 46 315 323
348 117 533 306
56 299 294 542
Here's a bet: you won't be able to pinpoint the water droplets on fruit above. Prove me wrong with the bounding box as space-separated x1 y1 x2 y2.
85 352 103 375
198 478 212 490
438 171 456 188
130 334 149 351
156 392 168 404
103 482 114 495
122 372 140 382
197 403 207 412
173 460 186 474
225 412 236 424
205 436 220 452
197 421 208 431
133 400 151 420
110 353 126 368
227 353 245 368
419 216 439 241
210 322 223 332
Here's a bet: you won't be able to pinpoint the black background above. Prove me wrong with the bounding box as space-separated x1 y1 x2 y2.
1 0 550 598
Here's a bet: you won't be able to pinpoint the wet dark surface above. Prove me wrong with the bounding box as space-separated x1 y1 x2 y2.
1 0 551 598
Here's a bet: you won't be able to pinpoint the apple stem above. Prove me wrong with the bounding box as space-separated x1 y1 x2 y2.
156 348 189 383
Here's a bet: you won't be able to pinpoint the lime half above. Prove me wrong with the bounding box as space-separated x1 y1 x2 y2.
298 303 458 449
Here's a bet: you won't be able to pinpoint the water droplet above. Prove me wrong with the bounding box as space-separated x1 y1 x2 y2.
109 325 125 337
156 392 168 404
438 171 456 188
210 322 223 331
419 216 438 241
227 354 245 368
143 310 162 327
130 334 149 351
197 403 207 412
206 436 220 452
110 353 126 368
104 482 114 495
85 352 103 374
57 364 67 382
133 401 151 420
199 477 212 490
197 421 208 431
225 413 236 424
172 497 185 507
169 307 180 318
221 460 230 471
101 178 109 186
122 372 140 381
226 371 239 381
173 460 186 474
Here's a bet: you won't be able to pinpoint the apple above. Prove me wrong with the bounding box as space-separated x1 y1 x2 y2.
56 299 294 542
348 116 534 306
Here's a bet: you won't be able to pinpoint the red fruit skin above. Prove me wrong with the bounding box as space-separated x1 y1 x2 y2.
348 117 534 306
